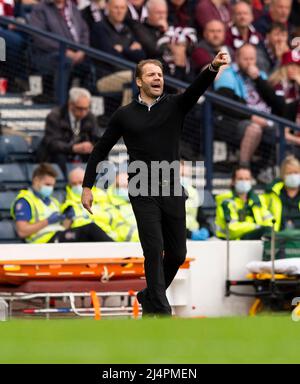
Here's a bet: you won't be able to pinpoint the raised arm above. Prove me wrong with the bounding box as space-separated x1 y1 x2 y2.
177 52 229 114
81 111 122 213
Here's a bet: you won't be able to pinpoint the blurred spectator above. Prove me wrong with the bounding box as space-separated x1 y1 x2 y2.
0 0 27 91
264 155 300 231
226 1 262 51
81 0 105 35
92 0 145 105
195 0 232 35
91 0 145 62
256 22 290 74
258 50 300 154
132 0 197 80
214 43 276 167
251 0 272 20
215 165 273 240
126 0 148 24
167 0 196 28
37 88 100 176
254 0 293 38
11 163 112 243
14 0 39 18
61 167 115 240
192 19 233 73
29 0 90 101
244 50 300 159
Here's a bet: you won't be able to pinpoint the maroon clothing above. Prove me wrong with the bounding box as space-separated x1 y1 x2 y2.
167 0 195 28
225 24 261 50
192 39 233 72
274 81 300 125
195 0 231 33
0 0 14 16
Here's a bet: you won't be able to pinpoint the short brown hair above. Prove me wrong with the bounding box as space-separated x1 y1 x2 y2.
232 165 252 180
32 163 58 180
135 59 164 79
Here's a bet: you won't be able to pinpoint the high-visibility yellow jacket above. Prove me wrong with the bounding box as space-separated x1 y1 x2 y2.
61 186 116 239
11 189 65 243
215 189 273 240
106 185 139 242
263 181 300 232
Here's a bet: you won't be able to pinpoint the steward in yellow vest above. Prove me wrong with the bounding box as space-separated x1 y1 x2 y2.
60 167 114 241
215 166 273 240
12 164 112 243
106 183 140 242
263 156 300 232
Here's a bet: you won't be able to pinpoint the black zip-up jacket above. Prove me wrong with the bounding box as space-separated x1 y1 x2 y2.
82 66 218 188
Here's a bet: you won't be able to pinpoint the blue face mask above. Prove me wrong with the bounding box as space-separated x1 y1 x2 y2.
235 180 252 195
72 185 83 196
180 177 191 188
285 174 300 189
39 185 54 199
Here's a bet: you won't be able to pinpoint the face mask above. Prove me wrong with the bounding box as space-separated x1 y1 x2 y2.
285 174 300 189
117 187 129 201
72 185 83 196
180 177 191 188
39 185 54 199
235 180 252 195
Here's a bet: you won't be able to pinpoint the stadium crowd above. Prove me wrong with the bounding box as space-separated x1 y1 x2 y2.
0 0 300 243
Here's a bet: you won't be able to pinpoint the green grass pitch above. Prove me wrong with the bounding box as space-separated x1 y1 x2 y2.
0 316 299 364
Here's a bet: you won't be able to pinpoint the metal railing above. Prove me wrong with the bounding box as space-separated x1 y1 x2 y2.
1 16 299 190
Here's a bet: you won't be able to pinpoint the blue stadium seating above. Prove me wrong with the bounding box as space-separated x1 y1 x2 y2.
0 164 29 190
0 220 22 243
0 191 18 219
0 135 33 163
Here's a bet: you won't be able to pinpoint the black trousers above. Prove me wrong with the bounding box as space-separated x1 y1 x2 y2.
49 223 113 243
130 193 187 315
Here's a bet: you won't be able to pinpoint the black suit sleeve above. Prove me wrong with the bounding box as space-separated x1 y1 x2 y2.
175 66 218 115
82 111 123 188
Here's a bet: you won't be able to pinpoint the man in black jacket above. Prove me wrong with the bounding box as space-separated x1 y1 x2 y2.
81 52 229 317
38 88 100 176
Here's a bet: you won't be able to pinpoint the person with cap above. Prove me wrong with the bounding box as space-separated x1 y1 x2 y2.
246 49 300 156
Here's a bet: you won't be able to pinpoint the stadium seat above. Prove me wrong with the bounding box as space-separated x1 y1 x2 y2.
0 220 22 244
0 164 28 190
0 191 18 219
24 163 66 188
0 135 33 163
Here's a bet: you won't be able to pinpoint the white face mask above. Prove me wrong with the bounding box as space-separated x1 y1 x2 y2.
72 185 83 196
285 174 300 189
117 187 129 201
235 180 252 195
39 185 54 199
